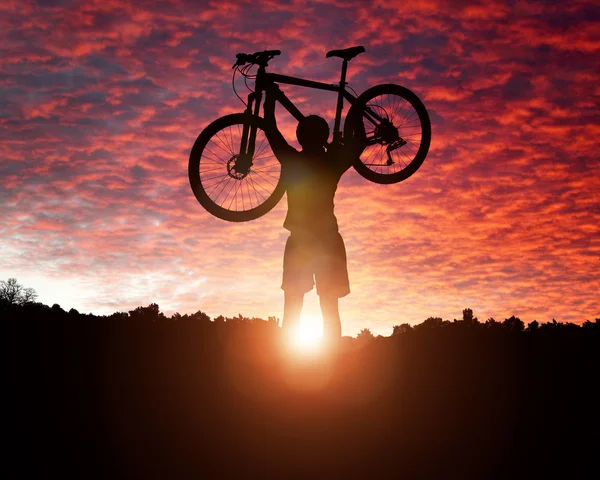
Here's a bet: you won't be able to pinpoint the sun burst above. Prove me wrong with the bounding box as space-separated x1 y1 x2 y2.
288 316 323 353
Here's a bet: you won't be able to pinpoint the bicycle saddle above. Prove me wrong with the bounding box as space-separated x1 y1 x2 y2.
326 46 365 61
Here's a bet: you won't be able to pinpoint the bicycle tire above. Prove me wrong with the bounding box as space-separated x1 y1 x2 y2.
189 114 285 222
344 84 431 184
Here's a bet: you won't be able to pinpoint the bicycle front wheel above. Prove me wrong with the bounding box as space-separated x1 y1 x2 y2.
345 84 431 184
189 114 285 222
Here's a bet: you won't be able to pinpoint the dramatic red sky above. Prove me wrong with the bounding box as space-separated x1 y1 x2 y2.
1 0 598 335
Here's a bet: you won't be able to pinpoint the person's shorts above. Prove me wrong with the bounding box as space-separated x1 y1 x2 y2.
281 230 350 298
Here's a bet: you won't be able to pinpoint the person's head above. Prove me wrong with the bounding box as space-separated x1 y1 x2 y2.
296 115 330 151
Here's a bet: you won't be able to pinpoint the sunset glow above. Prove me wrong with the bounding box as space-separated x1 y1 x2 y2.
287 317 323 354
1 0 598 335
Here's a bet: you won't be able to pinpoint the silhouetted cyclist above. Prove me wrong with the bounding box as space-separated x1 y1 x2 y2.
264 88 364 343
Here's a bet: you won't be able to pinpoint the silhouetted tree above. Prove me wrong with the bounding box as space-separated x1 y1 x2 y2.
539 319 561 332
109 311 129 321
129 303 164 322
392 323 413 335
484 317 502 330
357 328 374 340
461 308 478 324
582 319 600 330
414 317 447 331
190 310 211 322
52 303 64 314
526 320 539 332
503 315 525 333
0 278 38 307
563 322 581 332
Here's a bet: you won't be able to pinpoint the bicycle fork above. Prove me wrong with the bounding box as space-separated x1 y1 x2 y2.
235 91 263 174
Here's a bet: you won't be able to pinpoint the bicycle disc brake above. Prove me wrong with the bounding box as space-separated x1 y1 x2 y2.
227 154 252 179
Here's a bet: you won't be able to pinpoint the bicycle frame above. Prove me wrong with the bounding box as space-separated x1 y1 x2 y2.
238 61 382 160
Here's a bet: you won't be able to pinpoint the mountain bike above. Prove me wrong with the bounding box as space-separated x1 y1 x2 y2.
189 46 431 222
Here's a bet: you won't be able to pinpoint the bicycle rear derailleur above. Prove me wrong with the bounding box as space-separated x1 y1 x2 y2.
385 139 407 166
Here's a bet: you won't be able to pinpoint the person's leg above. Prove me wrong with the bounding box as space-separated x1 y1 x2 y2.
281 232 314 341
283 291 304 335
315 232 348 344
320 294 341 341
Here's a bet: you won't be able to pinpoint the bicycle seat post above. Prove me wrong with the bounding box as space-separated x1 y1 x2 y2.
333 59 348 142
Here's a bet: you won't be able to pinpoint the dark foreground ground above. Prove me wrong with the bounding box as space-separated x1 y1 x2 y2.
4 305 599 479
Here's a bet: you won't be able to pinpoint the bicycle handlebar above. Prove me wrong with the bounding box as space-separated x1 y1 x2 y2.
232 50 281 69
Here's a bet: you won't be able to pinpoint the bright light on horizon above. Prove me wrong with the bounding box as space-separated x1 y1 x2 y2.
287 316 323 354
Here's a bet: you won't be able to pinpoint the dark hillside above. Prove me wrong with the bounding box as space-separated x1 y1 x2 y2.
4 303 599 479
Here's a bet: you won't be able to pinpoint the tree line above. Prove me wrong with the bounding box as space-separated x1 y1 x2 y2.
2 278 598 336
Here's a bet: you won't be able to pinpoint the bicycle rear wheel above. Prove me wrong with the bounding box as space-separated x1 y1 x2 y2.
345 84 431 184
189 114 285 222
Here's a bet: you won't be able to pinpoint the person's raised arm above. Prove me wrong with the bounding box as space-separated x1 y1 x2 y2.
329 117 367 174
264 87 297 162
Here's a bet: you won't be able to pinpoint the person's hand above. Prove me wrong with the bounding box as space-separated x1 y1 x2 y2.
327 139 344 156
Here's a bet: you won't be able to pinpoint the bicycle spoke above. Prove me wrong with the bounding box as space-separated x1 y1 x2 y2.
219 179 234 210
245 178 253 210
201 173 232 184
395 148 409 168
394 99 409 125
215 129 230 154
226 126 236 155
208 175 231 199
229 180 243 210
392 95 404 123
252 163 280 171
399 105 415 128
253 153 276 162
220 179 237 209
362 144 377 163
376 144 385 173
249 174 273 197
203 172 228 189
240 177 245 211
199 166 226 174
206 174 230 195
215 130 233 156
248 174 265 203
252 169 277 188
202 147 229 164
253 134 269 159
207 139 232 159
400 114 418 129
254 169 280 181
211 178 230 205
388 95 399 123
